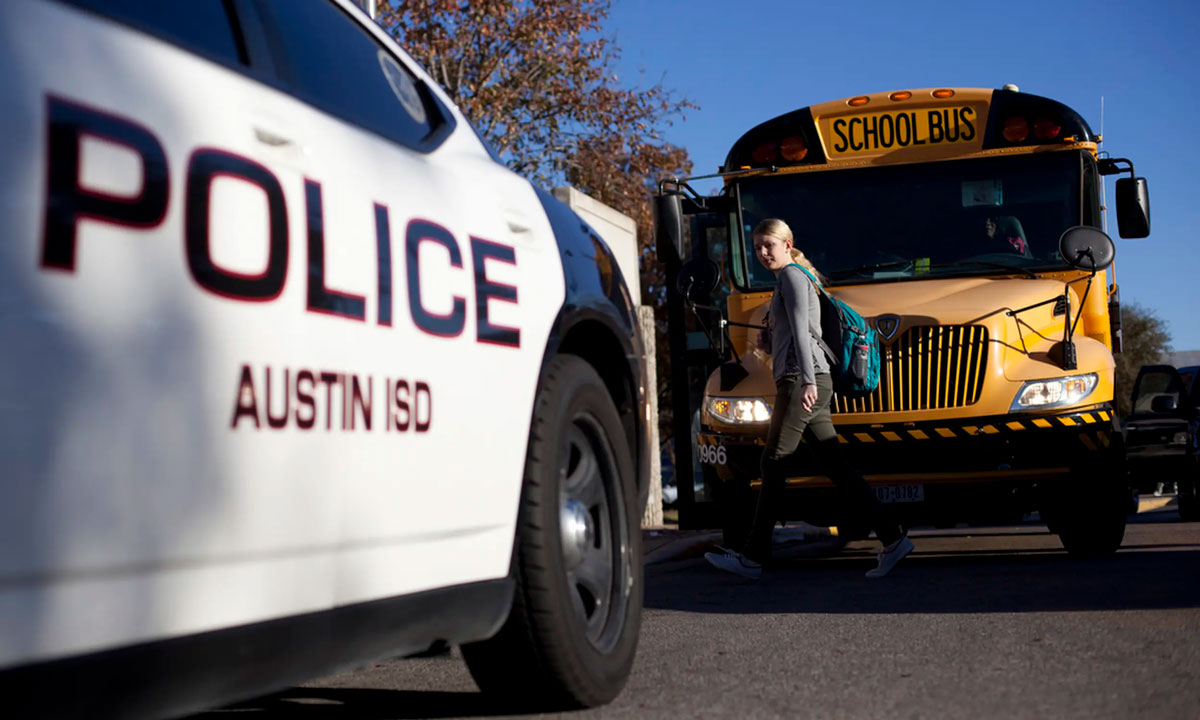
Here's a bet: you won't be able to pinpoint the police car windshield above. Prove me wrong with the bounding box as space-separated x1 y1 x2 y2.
733 151 1086 289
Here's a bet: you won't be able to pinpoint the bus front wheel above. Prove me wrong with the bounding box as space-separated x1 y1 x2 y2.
713 472 754 550
1050 460 1128 558
1178 467 1199 522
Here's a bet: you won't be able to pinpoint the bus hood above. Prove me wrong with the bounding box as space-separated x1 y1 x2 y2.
830 276 1066 323
833 275 1111 385
713 275 1112 411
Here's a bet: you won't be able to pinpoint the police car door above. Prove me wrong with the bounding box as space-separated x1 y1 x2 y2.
0 0 366 665
253 0 564 602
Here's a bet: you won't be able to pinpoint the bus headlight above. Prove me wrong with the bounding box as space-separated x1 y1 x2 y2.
706 397 772 424
1010 373 1098 411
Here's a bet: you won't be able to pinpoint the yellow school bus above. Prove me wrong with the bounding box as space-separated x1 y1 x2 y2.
656 85 1151 556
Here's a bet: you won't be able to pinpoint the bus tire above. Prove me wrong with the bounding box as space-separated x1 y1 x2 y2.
1178 471 1199 522
461 354 640 710
713 472 753 550
1054 462 1127 558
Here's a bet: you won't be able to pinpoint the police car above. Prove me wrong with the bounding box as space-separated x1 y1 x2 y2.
0 1 650 716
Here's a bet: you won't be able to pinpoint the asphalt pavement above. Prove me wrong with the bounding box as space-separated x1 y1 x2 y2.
198 496 1196 720
642 494 1183 567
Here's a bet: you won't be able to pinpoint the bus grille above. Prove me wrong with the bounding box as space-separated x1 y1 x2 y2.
833 325 989 414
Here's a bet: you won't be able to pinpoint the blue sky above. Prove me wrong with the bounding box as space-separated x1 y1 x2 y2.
606 0 1200 352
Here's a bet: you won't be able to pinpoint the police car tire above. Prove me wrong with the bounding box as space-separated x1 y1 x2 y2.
461 354 641 709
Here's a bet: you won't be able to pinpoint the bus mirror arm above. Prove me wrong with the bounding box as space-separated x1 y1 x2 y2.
1059 290 1078 371
680 282 751 391
1059 269 1097 372
723 320 768 330
1097 157 1134 176
1004 262 1098 372
686 303 766 332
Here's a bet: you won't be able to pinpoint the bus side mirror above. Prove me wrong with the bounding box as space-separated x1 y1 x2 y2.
1059 226 1115 272
674 257 721 303
1115 176 1150 239
654 192 685 263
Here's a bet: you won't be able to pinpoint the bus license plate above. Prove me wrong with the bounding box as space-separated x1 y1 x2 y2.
874 485 924 503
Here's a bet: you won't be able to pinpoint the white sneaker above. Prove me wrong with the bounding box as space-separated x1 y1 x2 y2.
704 547 762 579
866 535 913 578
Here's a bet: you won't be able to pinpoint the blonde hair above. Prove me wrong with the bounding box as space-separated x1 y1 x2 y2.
752 218 825 284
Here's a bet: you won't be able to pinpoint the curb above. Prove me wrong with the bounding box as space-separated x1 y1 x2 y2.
1137 496 1178 513
643 532 721 565
642 525 847 565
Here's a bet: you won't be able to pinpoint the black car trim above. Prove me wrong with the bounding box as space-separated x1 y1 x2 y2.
531 187 649 507
0 577 514 720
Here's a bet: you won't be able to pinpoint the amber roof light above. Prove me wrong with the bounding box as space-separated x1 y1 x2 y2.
780 136 808 162
752 142 778 165
889 91 912 101
847 95 870 107
932 89 955 98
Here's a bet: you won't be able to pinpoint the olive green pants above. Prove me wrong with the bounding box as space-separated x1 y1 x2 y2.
743 373 903 563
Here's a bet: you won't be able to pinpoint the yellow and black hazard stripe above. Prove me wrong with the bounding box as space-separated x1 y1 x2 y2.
834 409 1114 447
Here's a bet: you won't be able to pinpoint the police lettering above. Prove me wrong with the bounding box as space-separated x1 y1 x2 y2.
42 96 169 271
832 106 976 154
40 95 520 345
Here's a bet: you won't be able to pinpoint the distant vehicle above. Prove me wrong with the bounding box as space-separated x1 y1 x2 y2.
1124 365 1199 520
0 0 649 717
656 85 1151 556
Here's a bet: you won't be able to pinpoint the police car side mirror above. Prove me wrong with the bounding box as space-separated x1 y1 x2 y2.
1115 176 1150 238
1058 226 1115 272
655 191 685 263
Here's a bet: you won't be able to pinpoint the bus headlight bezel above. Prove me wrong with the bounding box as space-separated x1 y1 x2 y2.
706 396 773 424
1009 373 1099 412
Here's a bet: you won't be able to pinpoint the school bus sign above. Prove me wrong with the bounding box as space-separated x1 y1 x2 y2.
823 104 986 157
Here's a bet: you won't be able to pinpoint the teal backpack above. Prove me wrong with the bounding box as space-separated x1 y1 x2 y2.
789 264 880 398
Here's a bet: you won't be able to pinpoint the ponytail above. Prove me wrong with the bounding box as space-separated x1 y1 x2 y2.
789 248 825 285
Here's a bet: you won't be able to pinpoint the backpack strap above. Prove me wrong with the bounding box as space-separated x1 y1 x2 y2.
784 263 838 365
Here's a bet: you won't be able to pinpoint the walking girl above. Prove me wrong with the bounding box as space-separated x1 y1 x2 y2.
705 218 913 579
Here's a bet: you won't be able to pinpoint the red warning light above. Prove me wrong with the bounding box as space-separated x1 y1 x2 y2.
1003 116 1029 143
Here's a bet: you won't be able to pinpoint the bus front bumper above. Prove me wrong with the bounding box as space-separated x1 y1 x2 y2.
698 406 1119 490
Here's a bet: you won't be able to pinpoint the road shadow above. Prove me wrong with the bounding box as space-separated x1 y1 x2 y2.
647 532 1200 616
196 686 544 719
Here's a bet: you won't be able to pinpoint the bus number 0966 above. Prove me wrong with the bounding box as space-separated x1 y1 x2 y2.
698 443 726 465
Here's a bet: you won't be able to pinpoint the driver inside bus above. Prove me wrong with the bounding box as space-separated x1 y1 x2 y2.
985 215 1031 257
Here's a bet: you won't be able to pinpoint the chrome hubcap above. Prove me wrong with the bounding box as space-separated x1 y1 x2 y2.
558 420 628 650
560 497 594 570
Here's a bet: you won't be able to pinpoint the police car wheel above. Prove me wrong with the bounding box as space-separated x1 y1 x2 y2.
461 354 641 709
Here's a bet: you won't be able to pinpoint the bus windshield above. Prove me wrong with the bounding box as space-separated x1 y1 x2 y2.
733 151 1089 290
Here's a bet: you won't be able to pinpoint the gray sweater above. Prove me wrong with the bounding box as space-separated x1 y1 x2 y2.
769 265 831 385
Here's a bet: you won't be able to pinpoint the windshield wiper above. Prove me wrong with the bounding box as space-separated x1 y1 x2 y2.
826 259 913 280
931 259 1039 279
